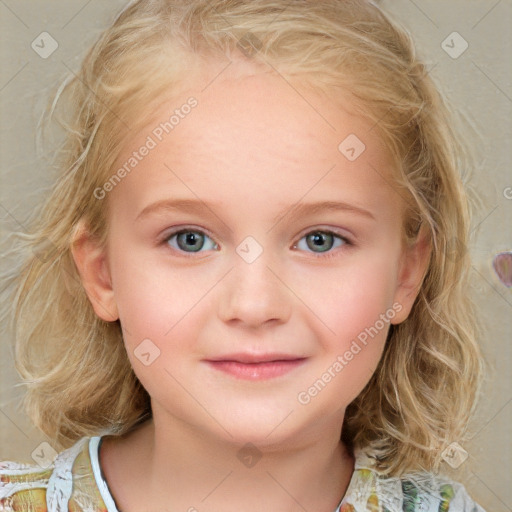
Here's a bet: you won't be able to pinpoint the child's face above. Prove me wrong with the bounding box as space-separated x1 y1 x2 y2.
76 64 427 446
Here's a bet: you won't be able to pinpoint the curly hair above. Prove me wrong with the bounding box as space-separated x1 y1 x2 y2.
1 0 484 476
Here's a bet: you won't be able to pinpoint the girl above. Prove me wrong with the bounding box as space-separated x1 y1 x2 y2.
0 0 487 510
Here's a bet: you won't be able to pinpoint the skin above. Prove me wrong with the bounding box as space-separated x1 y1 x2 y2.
71 58 430 512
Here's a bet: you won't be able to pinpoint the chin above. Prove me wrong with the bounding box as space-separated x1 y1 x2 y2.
209 409 308 451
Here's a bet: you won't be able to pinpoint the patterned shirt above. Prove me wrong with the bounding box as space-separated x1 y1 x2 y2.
0 436 486 511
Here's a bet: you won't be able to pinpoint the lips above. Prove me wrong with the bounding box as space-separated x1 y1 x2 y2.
204 353 307 380
207 353 304 364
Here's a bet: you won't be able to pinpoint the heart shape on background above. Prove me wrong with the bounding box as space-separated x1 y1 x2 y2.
492 252 512 288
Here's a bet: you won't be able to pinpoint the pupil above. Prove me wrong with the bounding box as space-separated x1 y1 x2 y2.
178 231 203 252
309 232 332 253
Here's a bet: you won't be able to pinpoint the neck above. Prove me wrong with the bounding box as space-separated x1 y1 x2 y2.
101 413 355 512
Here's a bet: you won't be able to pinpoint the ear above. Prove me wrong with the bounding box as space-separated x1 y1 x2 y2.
70 219 119 322
391 226 431 325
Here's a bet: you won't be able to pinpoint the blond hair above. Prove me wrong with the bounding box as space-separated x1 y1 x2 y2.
1 0 484 476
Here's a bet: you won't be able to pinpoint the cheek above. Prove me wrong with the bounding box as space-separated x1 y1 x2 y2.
309 253 400 339
108 247 218 378
299 254 399 397
108 245 187 346
302 299 391 410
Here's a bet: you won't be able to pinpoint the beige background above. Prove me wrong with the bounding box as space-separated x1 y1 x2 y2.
1 1 511 510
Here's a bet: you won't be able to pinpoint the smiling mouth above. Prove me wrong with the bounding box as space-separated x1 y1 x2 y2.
204 354 307 380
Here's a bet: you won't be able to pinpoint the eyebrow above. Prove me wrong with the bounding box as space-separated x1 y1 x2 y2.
135 198 375 224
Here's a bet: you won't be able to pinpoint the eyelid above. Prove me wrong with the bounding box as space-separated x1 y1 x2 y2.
291 228 353 259
159 224 354 261
159 225 220 255
160 225 218 242
293 226 354 246
160 225 352 243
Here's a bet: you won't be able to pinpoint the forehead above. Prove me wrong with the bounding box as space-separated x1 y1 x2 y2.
108 64 402 224
176 64 386 161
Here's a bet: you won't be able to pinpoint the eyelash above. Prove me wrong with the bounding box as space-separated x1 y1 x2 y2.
159 226 353 260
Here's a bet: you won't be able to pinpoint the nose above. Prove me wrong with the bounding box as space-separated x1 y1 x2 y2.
217 251 292 328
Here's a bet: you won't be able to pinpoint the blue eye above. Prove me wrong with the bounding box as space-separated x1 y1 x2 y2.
294 230 349 255
164 229 218 253
162 228 351 258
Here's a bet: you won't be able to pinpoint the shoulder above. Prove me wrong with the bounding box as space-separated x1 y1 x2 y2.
339 448 487 512
0 436 109 512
